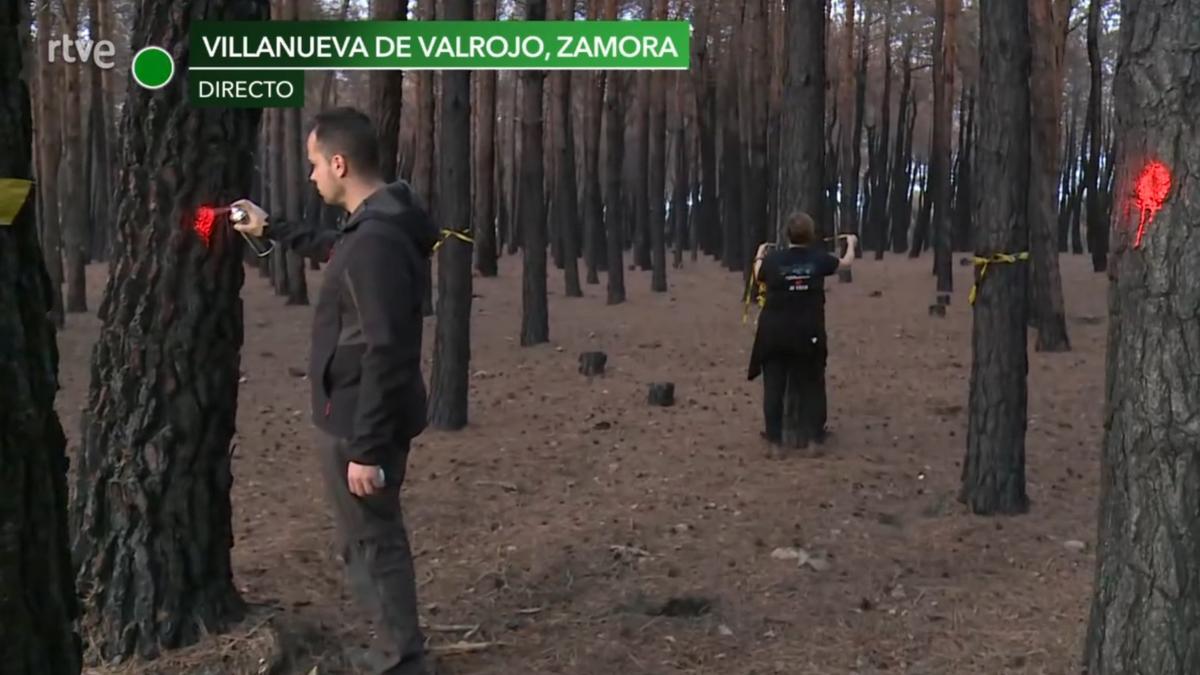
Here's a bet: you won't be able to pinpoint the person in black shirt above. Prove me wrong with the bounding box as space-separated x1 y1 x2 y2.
747 211 856 447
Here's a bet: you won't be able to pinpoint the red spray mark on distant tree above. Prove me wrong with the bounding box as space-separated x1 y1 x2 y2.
1132 160 1172 249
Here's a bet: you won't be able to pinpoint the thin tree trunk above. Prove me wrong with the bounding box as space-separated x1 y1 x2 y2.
580 0 604 282
71 0 267 659
932 0 958 295
282 0 308 305
1084 0 1106 272
869 0 893 260
268 108 289 296
37 0 64 327
548 0 581 297
415 0 436 313
960 0 1031 516
428 0 472 429
890 41 914 254
370 0 405 181
61 0 88 313
519 0 549 344
603 30 626 303
691 0 718 261
1084 1 1200 669
0 1 82 667
672 70 688 269
647 0 669 291
473 0 498 276
1027 0 1070 351
87 0 111 262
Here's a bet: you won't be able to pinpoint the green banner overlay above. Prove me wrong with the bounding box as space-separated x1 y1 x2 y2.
189 20 690 71
190 70 305 107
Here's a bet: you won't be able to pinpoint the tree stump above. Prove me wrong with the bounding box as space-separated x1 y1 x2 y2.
648 383 675 406
936 293 951 306
579 351 607 376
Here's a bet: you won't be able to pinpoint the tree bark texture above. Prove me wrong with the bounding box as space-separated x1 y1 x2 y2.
1084 0 1200 670
70 0 267 661
519 0 549 344
369 0 405 182
473 0 498 277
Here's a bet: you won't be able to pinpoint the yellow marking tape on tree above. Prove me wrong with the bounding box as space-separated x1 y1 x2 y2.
0 179 34 226
742 272 766 324
432 228 474 252
969 251 1029 305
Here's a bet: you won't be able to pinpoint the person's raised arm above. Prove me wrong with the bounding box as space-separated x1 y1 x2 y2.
231 198 339 261
837 234 857 268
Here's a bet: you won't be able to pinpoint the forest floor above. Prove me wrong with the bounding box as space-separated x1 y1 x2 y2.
62 252 1108 675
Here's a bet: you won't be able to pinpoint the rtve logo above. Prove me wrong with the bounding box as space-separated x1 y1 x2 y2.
47 36 116 69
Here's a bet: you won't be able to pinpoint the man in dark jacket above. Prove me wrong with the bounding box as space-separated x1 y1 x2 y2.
231 107 438 675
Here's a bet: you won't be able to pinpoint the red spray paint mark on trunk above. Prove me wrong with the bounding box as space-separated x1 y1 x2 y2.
1133 161 1172 249
192 206 218 246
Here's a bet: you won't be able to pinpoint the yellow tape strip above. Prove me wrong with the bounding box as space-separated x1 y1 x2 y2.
0 178 35 226
741 273 766 324
969 252 1030 305
432 228 474 252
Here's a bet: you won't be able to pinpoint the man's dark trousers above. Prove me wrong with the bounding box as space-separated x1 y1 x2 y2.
322 434 428 675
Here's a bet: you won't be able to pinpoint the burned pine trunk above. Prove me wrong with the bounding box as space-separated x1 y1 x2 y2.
647 0 670 292
867 0 893 259
282 0 308 306
36 0 64 327
0 1 82 668
603 69 627 305
777 0 826 448
428 0 472 430
369 0 405 181
473 0 498 278
70 0 267 661
549 0 582 298
889 39 915 254
1083 1 1200 670
1083 0 1106 272
1027 0 1069 352
519 0 549 344
931 0 959 294
414 0 436 314
960 0 1031 515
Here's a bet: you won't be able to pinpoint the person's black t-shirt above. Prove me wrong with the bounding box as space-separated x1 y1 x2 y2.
757 245 840 330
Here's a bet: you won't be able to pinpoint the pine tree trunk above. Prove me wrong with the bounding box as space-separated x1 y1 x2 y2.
1027 0 1070 351
1 3 82 667
550 0 582 297
836 0 857 282
647 0 669 291
579 0 604 282
519 0 549 344
1084 1 1200 669
869 0 893 260
428 0 472 429
473 0 498 277
671 71 688 269
37 0 64 327
415 0 436 314
61 0 89 314
87 0 111 262
282 0 308 305
269 108 290 296
70 0 267 660
931 0 958 294
1083 0 1106 272
369 0 405 181
890 42 914 254
778 0 826 449
691 0 718 261
960 0 1031 516
603 66 626 303
954 87 975 251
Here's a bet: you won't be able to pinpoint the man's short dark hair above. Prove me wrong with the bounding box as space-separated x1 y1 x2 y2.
784 211 818 245
308 107 381 178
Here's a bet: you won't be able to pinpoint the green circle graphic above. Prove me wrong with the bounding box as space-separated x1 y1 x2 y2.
132 46 174 90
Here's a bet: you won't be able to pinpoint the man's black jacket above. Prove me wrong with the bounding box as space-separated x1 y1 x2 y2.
264 180 438 466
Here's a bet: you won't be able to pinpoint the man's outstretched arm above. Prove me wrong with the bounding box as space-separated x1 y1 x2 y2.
231 198 338 261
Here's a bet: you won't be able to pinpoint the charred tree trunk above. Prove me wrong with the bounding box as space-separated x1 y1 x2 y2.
472 0 498 276
1084 1 1200 669
369 0 405 181
87 0 112 263
1057 98 1076 251
415 0 436 314
70 0 268 660
282 0 308 305
960 0 1031 516
890 41 914 254
1083 0 1106 272
671 71 689 269
632 8 652 272
1027 0 1069 351
868 0 893 259
954 86 975 251
61 0 89 314
37 0 63 326
580 0 604 282
836 0 857 281
428 0 472 430
603 64 626 302
549 0 582 297
0 2 82 667
519 0 549 344
269 109 290 296
739 0 768 286
647 0 669 292
931 0 958 294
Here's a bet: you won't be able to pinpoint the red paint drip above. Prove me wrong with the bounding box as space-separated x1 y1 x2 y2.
192 206 218 247
1132 160 1172 249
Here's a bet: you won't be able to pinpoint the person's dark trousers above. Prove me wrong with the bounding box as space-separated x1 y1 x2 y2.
322 434 429 675
761 343 827 445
